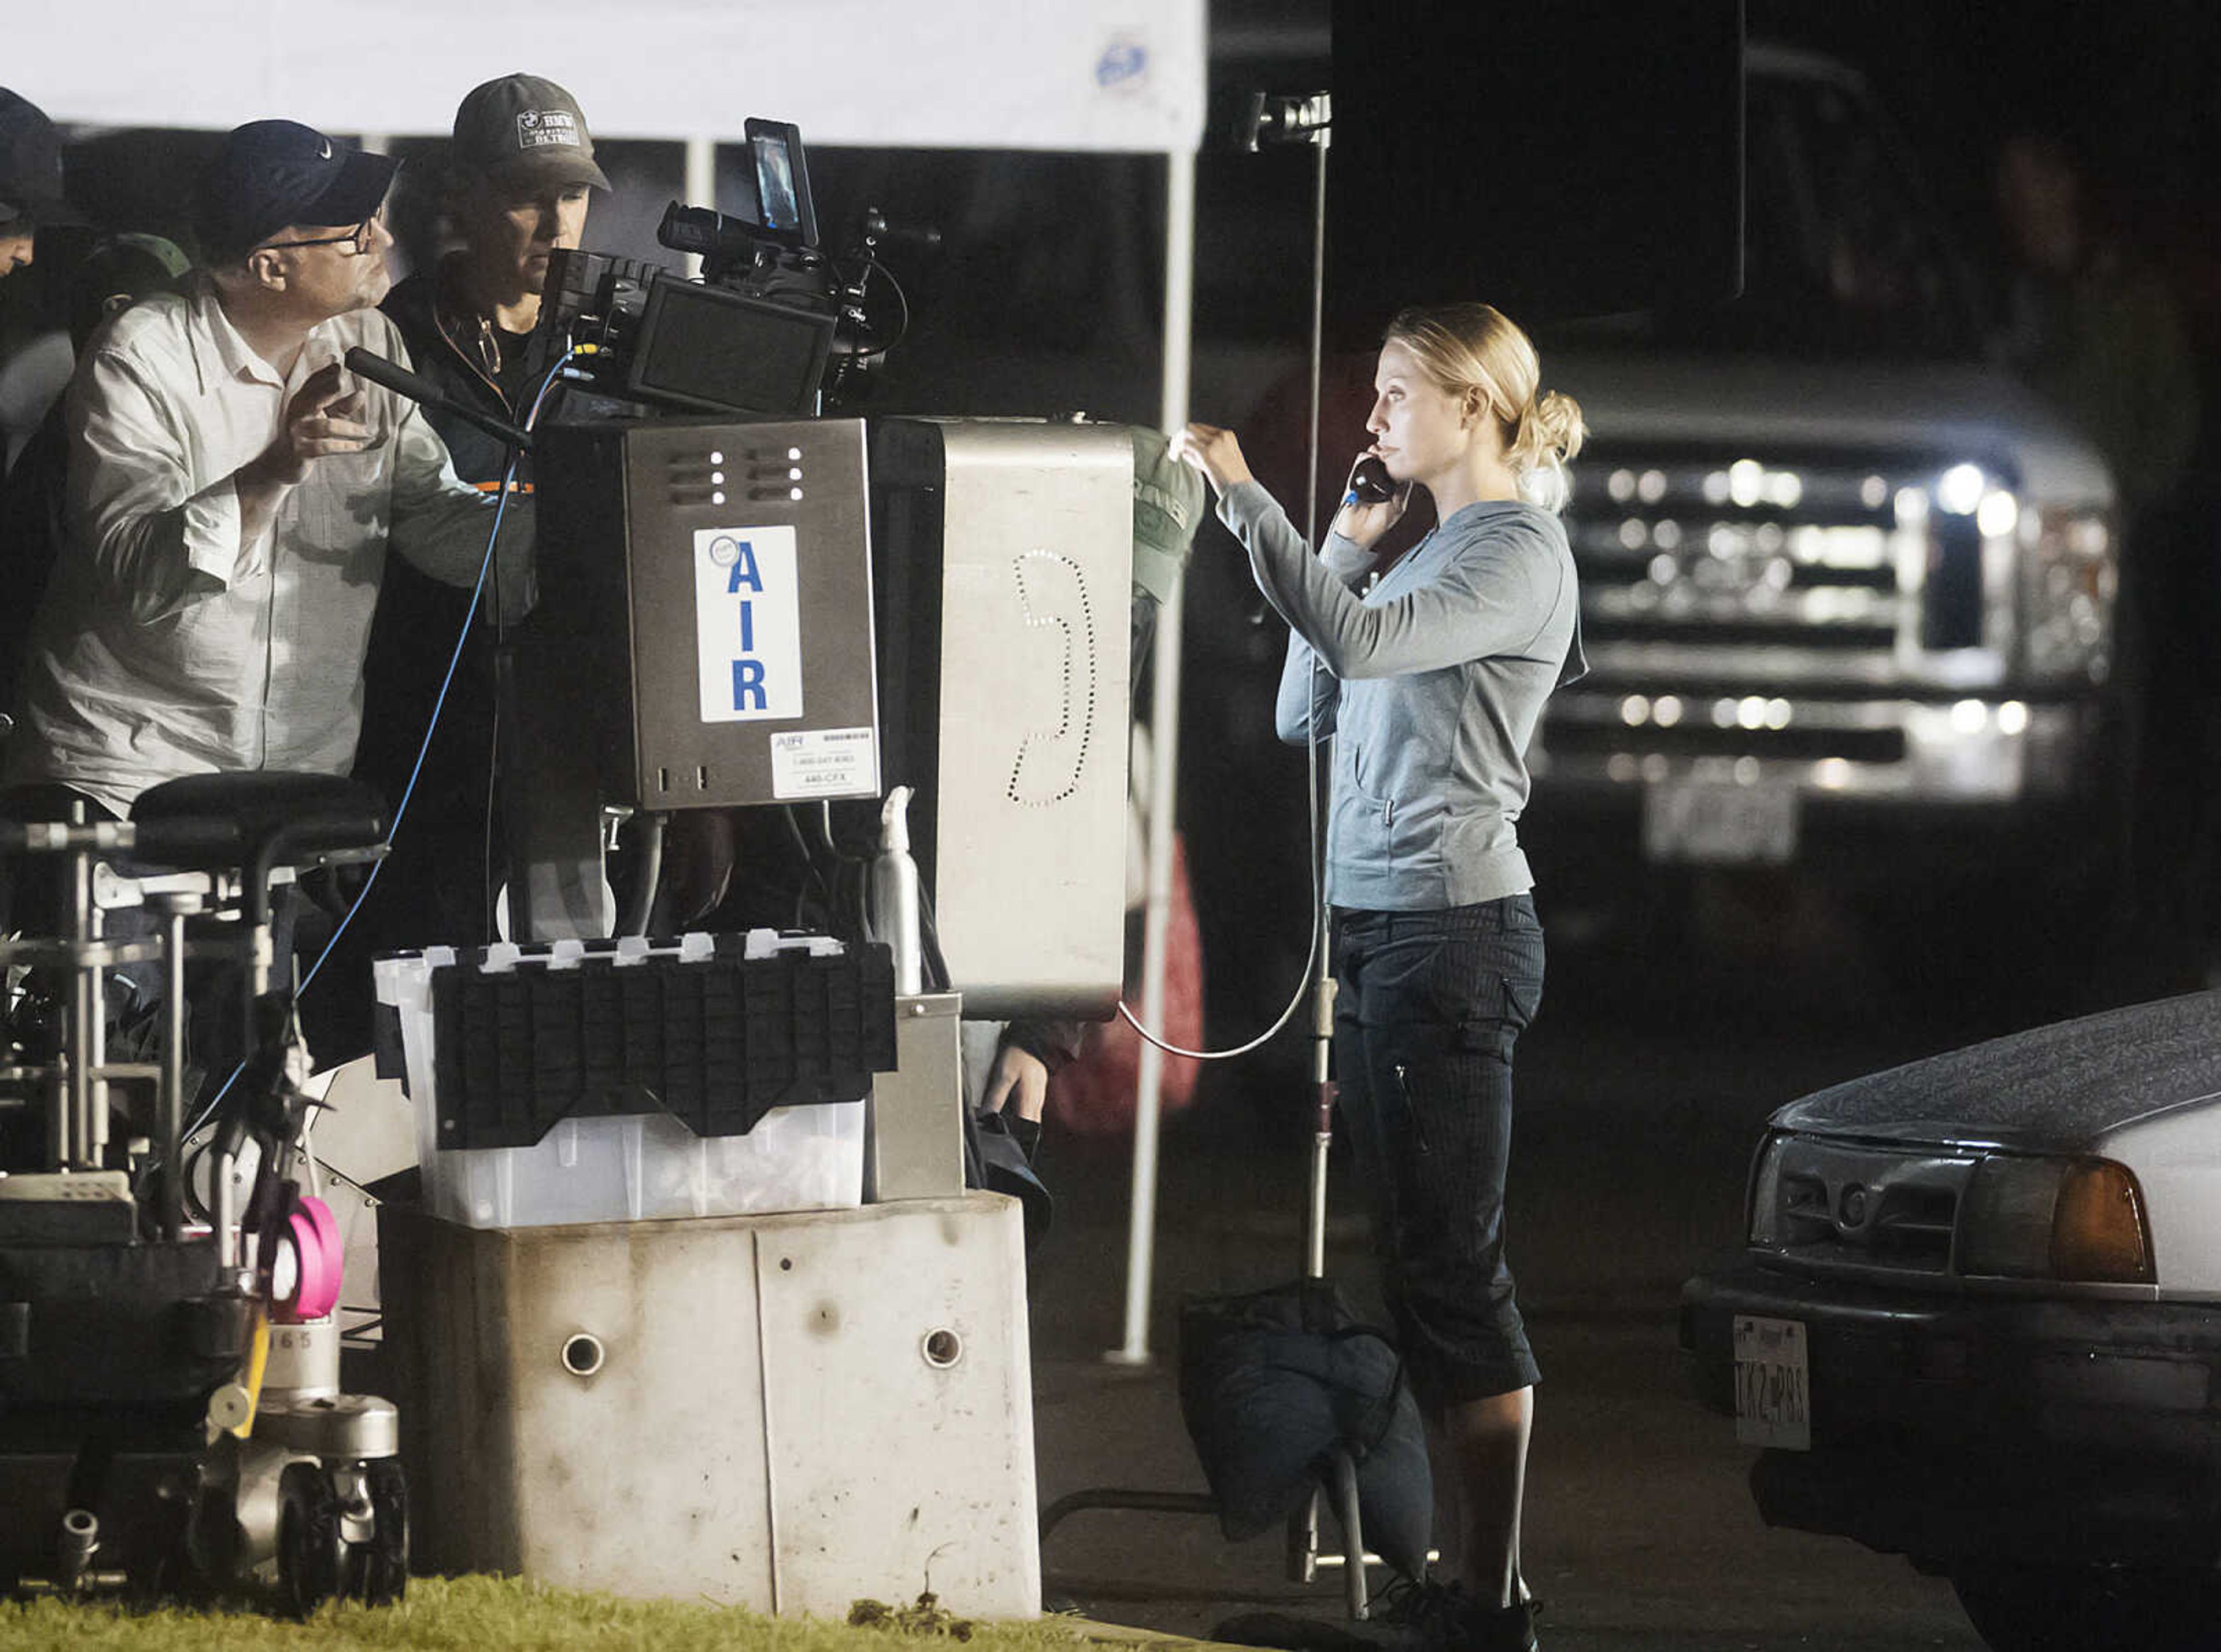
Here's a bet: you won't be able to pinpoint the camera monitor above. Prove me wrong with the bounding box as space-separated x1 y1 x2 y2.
746 117 819 250
626 274 835 416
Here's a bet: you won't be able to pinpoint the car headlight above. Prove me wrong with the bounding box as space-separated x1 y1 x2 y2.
1958 1153 2153 1283
2017 505 2115 684
1747 1133 1787 1245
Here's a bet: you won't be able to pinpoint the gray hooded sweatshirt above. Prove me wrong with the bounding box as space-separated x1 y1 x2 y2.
1218 480 1585 912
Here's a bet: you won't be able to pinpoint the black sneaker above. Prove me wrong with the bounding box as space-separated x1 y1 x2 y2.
1211 1578 1540 1652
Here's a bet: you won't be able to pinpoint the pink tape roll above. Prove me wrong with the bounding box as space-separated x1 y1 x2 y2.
275 1195 343 1323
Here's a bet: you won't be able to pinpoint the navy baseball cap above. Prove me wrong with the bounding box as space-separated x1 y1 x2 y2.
0 87 80 227
194 120 399 263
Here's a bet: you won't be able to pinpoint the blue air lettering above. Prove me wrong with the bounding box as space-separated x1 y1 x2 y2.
696 526 799 724
732 658 767 711
725 540 765 711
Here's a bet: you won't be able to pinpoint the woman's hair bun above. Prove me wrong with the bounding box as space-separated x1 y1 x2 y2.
1525 389 1586 465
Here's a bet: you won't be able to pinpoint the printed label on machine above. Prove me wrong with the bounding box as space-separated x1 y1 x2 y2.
694 526 804 723
771 727 876 799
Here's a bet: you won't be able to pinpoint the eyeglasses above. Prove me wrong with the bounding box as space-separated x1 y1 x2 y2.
259 212 385 257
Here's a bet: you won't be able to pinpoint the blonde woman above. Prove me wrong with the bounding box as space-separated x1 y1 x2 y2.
1177 303 1585 1652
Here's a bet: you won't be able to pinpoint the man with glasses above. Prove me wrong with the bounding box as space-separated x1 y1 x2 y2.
4 117 530 836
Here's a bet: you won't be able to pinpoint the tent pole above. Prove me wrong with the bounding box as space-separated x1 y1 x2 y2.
1110 145 1196 1367
682 136 716 279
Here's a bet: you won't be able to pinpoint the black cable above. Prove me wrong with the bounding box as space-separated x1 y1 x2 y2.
781 805 836 910
917 885 953 994
481 699 501 940
621 813 665 939
857 254 911 353
817 799 873 863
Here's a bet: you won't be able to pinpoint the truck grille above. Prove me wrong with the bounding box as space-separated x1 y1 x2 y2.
1572 448 1901 648
1564 444 1966 661
1541 443 2021 787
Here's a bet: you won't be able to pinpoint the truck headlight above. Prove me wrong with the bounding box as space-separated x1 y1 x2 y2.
1958 1153 2152 1282
2017 506 2115 684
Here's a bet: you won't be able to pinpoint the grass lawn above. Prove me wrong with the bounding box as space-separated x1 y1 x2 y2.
0 1574 1174 1652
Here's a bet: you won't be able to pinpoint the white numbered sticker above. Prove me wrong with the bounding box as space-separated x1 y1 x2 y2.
771 727 877 800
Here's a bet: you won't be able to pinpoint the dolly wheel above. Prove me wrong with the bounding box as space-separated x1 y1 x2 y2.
276 1462 344 1617
353 1458 408 1606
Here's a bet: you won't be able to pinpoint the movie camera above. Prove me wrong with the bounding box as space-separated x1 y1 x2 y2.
526 117 931 416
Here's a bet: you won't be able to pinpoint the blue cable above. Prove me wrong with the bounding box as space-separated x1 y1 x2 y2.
293 450 518 995
182 351 572 1144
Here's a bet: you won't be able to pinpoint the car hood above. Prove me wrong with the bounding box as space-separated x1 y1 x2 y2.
1548 350 2116 506
1773 990 2221 1150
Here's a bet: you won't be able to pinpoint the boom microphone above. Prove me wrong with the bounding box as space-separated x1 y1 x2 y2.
342 346 533 452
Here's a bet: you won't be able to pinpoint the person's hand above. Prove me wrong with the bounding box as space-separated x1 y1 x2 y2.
1330 450 1410 549
1173 422 1254 494
248 362 375 488
982 1043 1050 1123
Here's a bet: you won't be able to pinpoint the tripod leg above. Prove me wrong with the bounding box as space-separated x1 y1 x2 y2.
1330 1446 1369 1619
1285 1484 1319 1584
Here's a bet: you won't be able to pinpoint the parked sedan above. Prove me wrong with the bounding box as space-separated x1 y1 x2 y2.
1681 990 2221 1652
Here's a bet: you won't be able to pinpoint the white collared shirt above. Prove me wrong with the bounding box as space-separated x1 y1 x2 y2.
6 283 531 818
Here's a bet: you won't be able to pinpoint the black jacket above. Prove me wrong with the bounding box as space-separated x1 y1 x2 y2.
343 260 526 972
380 257 533 488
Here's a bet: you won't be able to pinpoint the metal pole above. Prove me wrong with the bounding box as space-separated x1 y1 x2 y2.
1306 978 1336 1279
1288 111 1342 1591
1111 146 1197 1367
683 136 716 281
1301 119 1336 1291
1162 152 1196 436
86 866 111 1169
66 817 94 1170
162 905 188 1240
1303 123 1330 550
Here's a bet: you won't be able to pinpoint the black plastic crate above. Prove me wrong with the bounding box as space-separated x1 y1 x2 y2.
424 936 896 1150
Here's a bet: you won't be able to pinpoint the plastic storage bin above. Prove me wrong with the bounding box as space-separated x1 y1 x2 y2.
373 934 875 1229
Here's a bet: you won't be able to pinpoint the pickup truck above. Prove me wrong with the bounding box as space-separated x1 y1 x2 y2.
1528 46 2120 901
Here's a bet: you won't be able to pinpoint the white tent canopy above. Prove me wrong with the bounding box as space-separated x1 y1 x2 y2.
10 1 1203 151
12 0 1207 1366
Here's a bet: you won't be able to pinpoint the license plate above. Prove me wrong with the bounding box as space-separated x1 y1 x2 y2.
1733 1314 1811 1450
1643 781 1799 865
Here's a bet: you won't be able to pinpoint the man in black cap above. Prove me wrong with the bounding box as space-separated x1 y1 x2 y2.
0 87 73 281
0 233 190 714
345 74 611 975
382 72 610 480
0 87 86 472
4 117 530 828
